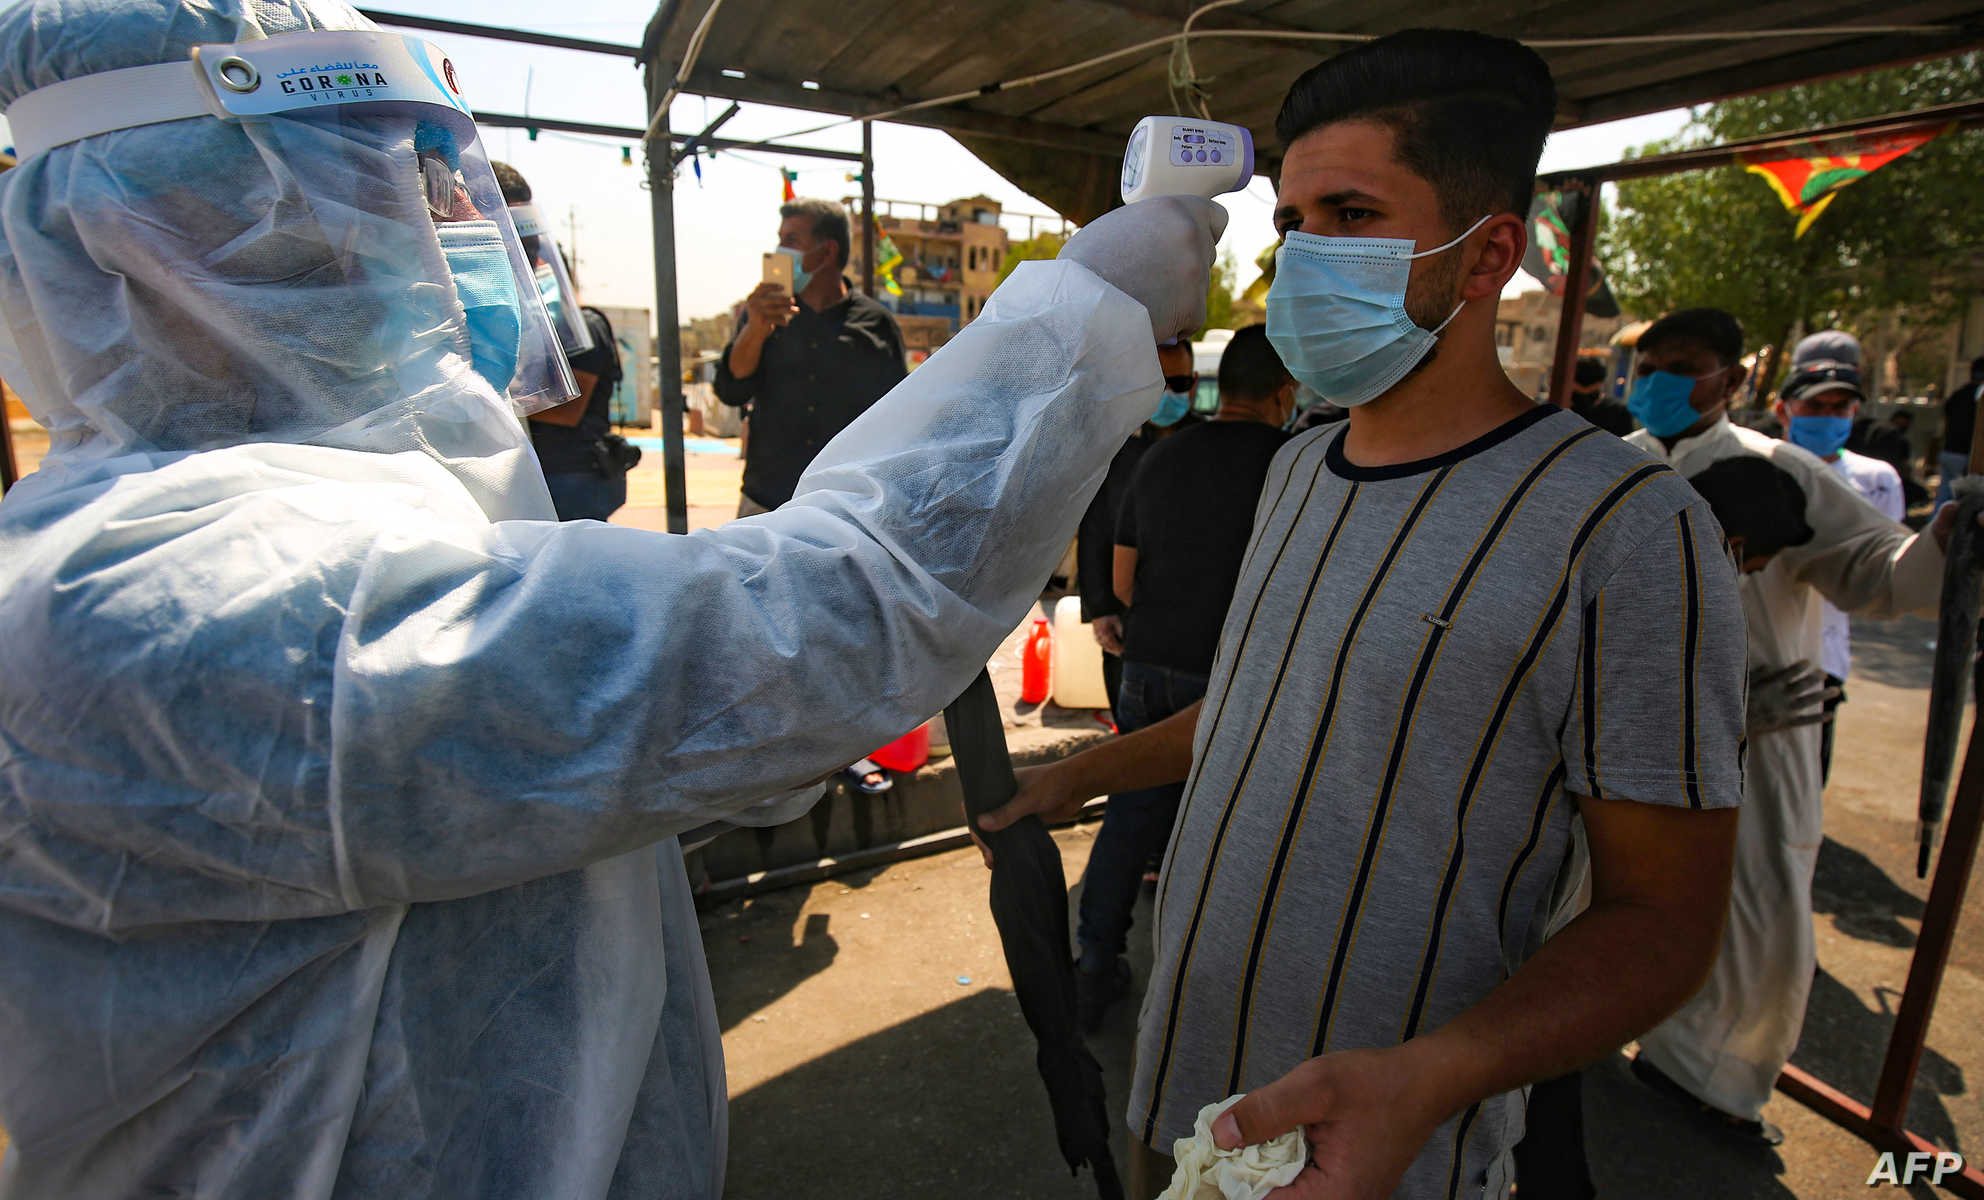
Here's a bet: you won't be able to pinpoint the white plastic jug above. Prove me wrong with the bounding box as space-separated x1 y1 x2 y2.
1051 595 1111 709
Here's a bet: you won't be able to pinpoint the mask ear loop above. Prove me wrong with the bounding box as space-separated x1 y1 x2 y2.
1410 213 1499 335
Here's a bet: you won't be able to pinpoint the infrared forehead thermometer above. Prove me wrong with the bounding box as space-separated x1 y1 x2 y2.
1120 114 1254 203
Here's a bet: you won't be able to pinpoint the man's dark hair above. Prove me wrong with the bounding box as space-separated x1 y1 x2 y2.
1641 307 1745 368
1274 29 1556 229
1573 356 1607 389
1687 456 1813 560
1970 355 1984 379
492 160 532 205
780 197 851 271
1218 324 1291 401
490 161 538 262
1892 409 1915 427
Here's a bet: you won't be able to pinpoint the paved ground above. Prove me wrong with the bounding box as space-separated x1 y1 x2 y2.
704 614 1981 1199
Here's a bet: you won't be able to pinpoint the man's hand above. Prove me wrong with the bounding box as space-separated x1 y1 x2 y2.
1092 614 1125 656
1210 1046 1452 1199
1746 661 1838 735
974 761 1090 840
1059 195 1227 343
743 281 798 333
1929 496 1984 553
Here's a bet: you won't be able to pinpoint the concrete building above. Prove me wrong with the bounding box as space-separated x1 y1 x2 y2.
846 195 1010 363
1495 290 1625 397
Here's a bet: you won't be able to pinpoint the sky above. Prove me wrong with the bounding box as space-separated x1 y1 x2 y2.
0 0 1697 325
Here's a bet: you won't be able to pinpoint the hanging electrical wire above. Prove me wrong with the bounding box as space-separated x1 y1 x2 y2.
1169 0 1249 119
643 0 726 144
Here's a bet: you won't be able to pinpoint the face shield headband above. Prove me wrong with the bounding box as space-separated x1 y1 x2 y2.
3 29 579 414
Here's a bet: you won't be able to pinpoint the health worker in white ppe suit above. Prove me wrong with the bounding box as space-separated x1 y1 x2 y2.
1621 307 1950 1143
0 1 1226 1196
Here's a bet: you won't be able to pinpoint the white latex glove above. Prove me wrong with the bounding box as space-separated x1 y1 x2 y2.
1746 661 1839 736
1059 196 1228 343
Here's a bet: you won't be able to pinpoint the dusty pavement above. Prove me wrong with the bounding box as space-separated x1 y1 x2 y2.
703 614 1982 1200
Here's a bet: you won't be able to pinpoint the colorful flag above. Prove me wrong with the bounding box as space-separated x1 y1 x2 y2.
1520 189 1619 318
873 219 903 297
1741 126 1945 238
780 167 798 202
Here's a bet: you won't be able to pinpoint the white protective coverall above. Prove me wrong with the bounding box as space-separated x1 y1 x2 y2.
0 2 1209 1195
1627 417 1942 1120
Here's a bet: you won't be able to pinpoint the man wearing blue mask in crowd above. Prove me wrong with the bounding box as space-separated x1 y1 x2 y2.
1082 337 1196 714
983 30 1750 1199
0 0 1229 1195
1774 330 1903 783
1625 309 1952 1146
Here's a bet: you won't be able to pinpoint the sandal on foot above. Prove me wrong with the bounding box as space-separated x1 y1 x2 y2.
841 758 893 795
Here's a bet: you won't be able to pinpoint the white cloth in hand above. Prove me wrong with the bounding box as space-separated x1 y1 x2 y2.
1158 1094 1306 1200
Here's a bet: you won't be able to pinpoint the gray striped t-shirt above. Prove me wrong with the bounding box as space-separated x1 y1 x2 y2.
1128 406 1746 1198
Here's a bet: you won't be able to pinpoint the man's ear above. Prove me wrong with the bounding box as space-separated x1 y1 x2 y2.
1720 363 1747 403
1462 213 1527 301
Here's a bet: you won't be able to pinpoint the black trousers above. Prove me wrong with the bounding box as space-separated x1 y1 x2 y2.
1511 1072 1597 1200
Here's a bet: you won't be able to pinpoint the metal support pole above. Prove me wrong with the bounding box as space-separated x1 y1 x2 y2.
861 121 876 298
645 111 690 535
1545 179 1599 411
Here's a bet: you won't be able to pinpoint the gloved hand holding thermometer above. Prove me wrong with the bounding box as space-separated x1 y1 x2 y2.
1056 116 1252 344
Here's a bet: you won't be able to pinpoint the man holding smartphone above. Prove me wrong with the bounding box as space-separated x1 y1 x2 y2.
717 197 907 517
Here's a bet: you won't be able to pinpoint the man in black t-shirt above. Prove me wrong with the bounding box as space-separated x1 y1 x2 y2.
1077 338 1195 715
1071 323 1294 1029
532 306 628 522
492 161 630 523
1569 353 1634 436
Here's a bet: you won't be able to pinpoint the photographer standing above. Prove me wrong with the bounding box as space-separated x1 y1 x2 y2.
718 197 906 517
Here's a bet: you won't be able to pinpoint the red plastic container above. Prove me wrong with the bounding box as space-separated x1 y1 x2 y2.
1020 618 1053 704
870 722 930 773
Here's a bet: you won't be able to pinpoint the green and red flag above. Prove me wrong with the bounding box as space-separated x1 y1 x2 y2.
1741 126 1946 238
873 219 903 298
779 167 798 202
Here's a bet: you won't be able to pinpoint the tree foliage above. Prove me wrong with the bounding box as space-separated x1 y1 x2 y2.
994 234 1240 338
1200 249 1240 336
995 232 1067 287
1601 52 1984 394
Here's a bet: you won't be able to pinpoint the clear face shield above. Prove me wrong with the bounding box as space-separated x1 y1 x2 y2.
508 203 594 357
4 29 579 415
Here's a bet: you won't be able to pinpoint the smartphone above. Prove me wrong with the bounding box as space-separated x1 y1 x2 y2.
762 251 794 291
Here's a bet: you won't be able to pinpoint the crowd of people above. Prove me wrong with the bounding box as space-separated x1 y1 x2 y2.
0 3 1973 1199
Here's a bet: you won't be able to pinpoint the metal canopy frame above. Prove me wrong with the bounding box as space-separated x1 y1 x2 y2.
638 0 1984 222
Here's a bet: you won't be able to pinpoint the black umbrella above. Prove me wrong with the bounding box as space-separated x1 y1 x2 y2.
945 668 1124 1200
1919 484 1984 877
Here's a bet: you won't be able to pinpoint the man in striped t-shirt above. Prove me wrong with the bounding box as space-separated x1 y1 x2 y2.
980 30 1748 1199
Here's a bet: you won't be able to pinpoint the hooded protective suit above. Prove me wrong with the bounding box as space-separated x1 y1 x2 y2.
1627 417 1941 1120
0 2 1210 1195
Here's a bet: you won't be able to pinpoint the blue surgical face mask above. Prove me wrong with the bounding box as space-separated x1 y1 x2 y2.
1152 388 1192 427
1787 414 1854 459
437 221 523 393
534 264 566 331
776 244 816 294
1265 214 1493 408
1627 370 1712 438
